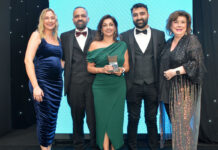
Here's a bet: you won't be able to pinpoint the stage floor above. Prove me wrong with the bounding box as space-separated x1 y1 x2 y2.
0 125 217 150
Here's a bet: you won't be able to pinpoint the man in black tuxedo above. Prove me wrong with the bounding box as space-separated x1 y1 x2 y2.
60 7 97 150
120 3 165 150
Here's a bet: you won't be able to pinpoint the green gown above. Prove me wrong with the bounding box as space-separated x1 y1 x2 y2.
87 41 127 149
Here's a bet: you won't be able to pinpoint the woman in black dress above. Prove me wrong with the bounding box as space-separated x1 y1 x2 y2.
159 11 206 150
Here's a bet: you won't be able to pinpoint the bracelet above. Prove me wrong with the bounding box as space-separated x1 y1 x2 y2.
122 67 125 73
95 68 98 73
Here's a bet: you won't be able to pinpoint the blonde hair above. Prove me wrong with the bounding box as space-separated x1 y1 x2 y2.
37 8 58 40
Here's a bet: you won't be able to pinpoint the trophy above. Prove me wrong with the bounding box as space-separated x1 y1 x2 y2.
108 55 119 72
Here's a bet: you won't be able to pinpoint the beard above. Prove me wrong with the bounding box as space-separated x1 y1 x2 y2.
133 18 148 29
74 20 87 30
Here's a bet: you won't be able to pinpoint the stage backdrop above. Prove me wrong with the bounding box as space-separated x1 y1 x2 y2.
49 0 192 134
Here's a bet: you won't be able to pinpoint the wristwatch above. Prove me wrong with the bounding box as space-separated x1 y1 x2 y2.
176 70 180 75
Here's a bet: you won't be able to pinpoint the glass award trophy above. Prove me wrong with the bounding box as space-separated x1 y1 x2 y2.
108 55 119 72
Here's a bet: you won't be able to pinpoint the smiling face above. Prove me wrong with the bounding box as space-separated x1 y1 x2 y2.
43 11 56 31
171 16 187 38
101 18 116 37
73 7 89 30
132 7 149 29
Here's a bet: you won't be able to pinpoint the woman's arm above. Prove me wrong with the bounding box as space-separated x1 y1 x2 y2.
87 62 112 74
182 35 206 82
122 50 130 73
164 66 186 80
24 31 44 102
59 36 65 69
61 60 65 69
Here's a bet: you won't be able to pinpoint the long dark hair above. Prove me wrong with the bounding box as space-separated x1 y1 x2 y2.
94 15 118 41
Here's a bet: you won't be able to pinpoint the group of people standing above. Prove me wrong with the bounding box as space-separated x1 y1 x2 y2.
24 2 206 150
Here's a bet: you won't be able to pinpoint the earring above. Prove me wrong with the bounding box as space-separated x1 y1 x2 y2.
169 31 172 35
113 31 117 39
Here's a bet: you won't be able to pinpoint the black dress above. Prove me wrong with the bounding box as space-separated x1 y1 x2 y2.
159 35 206 150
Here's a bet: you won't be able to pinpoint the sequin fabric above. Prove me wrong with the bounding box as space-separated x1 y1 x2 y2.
159 34 206 150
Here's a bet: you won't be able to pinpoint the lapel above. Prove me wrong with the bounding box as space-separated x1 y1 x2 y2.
128 28 136 65
151 28 157 63
67 30 75 64
83 28 92 54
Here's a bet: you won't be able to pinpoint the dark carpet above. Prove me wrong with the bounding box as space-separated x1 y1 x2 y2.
0 125 217 150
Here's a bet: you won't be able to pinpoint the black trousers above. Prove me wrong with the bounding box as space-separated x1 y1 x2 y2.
67 81 96 150
126 83 159 150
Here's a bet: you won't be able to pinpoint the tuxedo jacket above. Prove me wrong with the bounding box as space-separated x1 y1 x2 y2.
120 28 165 90
60 28 96 95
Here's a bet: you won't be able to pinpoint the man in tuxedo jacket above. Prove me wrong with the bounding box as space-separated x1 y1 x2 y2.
60 7 97 150
120 3 165 150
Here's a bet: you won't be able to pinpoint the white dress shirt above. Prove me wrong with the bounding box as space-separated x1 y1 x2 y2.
75 27 88 51
134 27 151 53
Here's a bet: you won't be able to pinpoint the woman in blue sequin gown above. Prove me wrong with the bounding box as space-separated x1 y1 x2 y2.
24 8 63 150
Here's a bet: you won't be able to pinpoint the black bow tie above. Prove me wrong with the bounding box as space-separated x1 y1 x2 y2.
136 29 147 35
75 31 87 37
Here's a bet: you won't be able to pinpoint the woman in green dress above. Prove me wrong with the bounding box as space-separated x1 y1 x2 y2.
87 15 129 150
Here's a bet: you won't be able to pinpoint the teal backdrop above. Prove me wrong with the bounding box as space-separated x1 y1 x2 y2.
49 0 192 134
